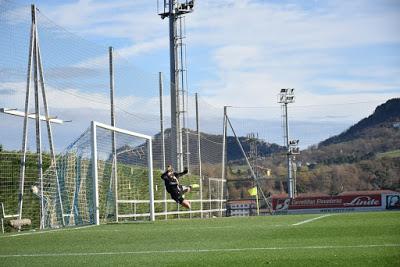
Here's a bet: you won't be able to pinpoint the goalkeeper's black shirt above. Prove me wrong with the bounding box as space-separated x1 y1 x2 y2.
160 169 188 193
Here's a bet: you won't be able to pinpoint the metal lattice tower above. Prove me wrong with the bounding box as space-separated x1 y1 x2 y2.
158 0 194 171
247 133 259 178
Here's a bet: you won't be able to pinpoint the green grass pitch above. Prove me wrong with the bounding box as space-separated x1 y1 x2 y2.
1 211 399 266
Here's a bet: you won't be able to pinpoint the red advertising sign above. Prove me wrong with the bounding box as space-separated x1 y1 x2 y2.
273 194 381 212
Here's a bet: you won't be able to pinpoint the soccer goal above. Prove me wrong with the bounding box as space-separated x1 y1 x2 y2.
91 121 154 224
41 121 154 228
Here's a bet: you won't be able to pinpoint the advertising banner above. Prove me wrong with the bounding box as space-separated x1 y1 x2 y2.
273 194 382 214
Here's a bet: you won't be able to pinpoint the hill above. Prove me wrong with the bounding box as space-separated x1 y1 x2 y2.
295 98 400 194
149 128 285 168
320 98 400 146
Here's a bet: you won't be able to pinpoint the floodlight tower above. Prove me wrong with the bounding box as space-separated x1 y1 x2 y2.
158 0 194 171
278 88 299 199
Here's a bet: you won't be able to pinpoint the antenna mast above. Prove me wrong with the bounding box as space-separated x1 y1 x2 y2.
158 0 194 171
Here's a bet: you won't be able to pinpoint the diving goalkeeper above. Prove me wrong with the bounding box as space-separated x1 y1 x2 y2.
161 165 198 209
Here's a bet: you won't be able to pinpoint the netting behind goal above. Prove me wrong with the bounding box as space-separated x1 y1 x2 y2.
0 152 47 230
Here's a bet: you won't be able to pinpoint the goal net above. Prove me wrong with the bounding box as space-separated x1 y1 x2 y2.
41 121 154 228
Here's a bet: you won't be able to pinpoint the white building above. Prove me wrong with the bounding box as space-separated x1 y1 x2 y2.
227 200 256 217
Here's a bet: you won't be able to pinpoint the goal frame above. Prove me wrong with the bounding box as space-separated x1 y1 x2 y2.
91 121 155 225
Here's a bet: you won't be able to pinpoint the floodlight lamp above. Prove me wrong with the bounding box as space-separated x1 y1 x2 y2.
281 88 287 93
178 0 195 12
291 147 300 155
289 139 299 145
290 88 295 94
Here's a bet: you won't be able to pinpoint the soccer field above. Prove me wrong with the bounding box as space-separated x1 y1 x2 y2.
1 211 399 266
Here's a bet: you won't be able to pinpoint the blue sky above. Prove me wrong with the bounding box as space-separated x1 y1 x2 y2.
1 0 400 149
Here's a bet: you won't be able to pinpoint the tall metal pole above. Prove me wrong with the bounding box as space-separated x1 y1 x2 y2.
17 4 35 221
293 157 297 197
220 106 228 216
195 93 203 217
179 17 190 171
159 72 167 219
160 1 194 172
284 103 293 199
109 46 118 222
221 106 227 184
168 0 182 171
159 72 166 171
32 23 45 229
37 36 65 227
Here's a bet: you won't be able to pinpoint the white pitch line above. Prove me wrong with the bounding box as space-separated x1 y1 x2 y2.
0 244 399 258
292 214 332 226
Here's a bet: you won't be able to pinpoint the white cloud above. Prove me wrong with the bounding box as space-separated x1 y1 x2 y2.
188 0 400 48
73 37 167 69
315 80 400 93
41 0 165 42
116 38 168 58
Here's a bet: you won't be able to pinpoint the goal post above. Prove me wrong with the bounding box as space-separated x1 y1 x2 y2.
91 121 155 224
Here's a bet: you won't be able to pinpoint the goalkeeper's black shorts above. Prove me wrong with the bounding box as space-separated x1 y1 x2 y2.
168 185 189 204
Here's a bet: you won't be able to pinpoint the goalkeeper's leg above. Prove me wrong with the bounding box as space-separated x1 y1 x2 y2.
179 186 191 209
171 188 191 209
180 199 191 209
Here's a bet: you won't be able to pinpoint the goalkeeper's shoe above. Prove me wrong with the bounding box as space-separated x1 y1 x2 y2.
190 184 200 189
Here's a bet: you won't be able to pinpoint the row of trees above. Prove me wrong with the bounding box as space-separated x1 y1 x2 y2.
226 154 399 200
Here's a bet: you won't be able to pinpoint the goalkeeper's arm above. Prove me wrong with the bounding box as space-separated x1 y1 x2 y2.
175 167 188 178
